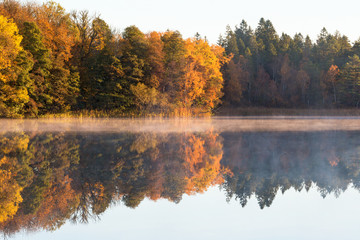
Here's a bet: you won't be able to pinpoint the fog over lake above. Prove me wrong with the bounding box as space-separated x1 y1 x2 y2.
1 117 360 240
2 116 360 133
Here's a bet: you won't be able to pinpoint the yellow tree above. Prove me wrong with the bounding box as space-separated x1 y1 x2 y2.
183 39 206 110
0 14 29 117
183 39 229 114
130 83 160 112
203 44 230 110
0 15 22 76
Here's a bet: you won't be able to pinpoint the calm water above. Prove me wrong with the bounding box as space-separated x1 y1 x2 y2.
1 117 360 240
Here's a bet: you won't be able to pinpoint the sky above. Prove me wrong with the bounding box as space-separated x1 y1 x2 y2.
12 187 360 240
19 0 360 44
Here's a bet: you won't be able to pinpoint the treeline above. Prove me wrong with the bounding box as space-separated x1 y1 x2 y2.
2 0 360 118
0 0 227 117
220 19 360 108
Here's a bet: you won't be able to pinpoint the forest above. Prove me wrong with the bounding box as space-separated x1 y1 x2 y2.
1 0 360 117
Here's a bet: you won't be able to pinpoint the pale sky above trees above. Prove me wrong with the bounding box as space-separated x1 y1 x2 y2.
19 0 360 44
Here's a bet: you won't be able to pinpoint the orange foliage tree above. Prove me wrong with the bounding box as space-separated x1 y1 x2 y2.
321 64 340 105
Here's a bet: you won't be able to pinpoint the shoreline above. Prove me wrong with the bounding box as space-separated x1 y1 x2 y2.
214 107 360 116
2 108 360 119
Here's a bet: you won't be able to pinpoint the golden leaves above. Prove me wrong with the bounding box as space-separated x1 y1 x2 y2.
0 156 23 223
0 15 22 82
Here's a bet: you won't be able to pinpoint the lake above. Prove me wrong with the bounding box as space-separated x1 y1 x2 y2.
1 117 360 240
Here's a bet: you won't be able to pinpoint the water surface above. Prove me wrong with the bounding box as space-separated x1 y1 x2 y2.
1 118 360 239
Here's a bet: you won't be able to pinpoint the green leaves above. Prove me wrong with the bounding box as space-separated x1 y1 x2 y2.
338 55 360 106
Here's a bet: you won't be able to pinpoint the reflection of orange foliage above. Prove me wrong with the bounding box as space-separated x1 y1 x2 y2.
141 131 230 201
184 135 206 173
1 175 80 231
31 175 79 230
328 150 340 167
91 182 105 199
0 131 233 233
183 131 227 194
147 166 165 201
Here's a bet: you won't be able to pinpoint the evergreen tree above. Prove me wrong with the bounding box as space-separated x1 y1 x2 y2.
338 55 360 107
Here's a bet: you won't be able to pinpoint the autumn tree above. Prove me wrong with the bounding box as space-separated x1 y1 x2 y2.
145 31 165 89
34 2 80 112
1 1 80 114
0 14 29 117
321 65 340 105
182 38 227 113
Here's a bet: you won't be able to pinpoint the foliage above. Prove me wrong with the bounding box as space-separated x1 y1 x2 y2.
220 19 360 108
0 14 29 117
2 1 360 117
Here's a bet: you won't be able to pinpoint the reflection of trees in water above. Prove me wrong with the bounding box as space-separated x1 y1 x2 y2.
0 131 224 236
1 130 360 235
220 131 360 209
0 133 80 235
